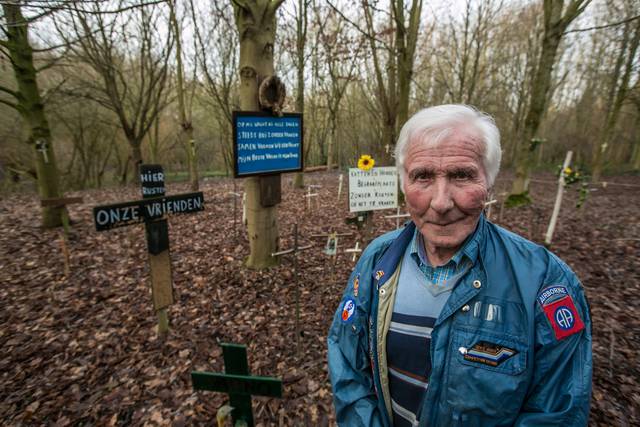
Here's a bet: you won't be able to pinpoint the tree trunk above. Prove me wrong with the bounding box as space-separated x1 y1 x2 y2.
509 0 589 202
394 0 422 130
130 141 143 183
169 0 199 191
326 116 336 170
149 116 160 163
591 18 640 182
233 0 283 269
2 3 64 228
293 0 307 189
632 113 640 170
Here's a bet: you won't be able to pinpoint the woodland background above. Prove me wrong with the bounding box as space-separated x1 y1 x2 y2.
0 0 639 191
1 0 639 426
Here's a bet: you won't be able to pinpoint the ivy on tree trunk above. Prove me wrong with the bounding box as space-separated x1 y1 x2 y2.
1 3 64 228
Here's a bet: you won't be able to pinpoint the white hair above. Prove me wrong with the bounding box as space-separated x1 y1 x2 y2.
395 104 501 190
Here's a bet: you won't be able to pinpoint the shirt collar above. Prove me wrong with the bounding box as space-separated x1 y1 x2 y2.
410 217 482 269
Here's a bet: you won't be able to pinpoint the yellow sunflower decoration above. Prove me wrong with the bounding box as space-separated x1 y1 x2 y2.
358 155 375 171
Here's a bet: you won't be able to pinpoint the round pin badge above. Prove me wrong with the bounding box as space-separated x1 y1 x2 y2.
341 298 356 323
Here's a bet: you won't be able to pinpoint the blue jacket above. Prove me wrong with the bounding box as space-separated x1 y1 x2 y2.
328 216 592 426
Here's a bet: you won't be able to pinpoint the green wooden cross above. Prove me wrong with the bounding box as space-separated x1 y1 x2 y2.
191 343 282 426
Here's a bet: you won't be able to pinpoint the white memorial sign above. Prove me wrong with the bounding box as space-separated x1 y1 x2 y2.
349 167 398 212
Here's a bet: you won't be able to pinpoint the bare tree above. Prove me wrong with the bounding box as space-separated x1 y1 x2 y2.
508 0 591 204
0 2 64 227
315 3 363 170
57 1 174 183
591 1 640 181
168 0 198 190
359 0 423 164
191 0 239 175
292 0 309 187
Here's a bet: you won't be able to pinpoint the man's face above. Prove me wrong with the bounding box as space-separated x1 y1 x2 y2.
403 131 489 260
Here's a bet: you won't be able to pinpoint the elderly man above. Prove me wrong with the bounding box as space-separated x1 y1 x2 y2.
327 105 592 426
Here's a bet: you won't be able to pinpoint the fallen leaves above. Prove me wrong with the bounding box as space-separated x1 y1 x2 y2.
0 172 638 425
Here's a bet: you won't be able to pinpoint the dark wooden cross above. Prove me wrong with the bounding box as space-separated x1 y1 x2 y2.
92 164 205 334
192 343 282 427
272 223 314 356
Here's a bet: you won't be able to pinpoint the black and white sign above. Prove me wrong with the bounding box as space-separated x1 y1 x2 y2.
349 167 398 212
140 164 166 198
93 192 205 231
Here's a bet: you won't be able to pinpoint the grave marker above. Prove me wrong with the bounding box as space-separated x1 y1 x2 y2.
35 139 49 163
545 151 573 246
484 199 498 221
92 164 205 334
272 224 313 355
304 186 319 210
41 196 83 274
192 343 282 427
228 179 244 239
345 241 362 262
384 207 410 230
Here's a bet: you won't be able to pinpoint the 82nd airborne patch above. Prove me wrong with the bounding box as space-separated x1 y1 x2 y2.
538 285 585 340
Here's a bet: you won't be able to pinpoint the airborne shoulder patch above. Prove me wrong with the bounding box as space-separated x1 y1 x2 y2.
538 285 585 340
537 285 568 306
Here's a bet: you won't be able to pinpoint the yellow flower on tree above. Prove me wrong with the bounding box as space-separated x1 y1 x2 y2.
358 155 375 171
564 167 572 175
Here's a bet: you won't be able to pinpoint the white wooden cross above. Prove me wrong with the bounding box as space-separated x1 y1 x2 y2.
227 190 243 238
304 186 319 210
242 192 247 225
545 151 573 246
345 241 363 262
35 139 49 164
384 207 411 229
484 199 498 220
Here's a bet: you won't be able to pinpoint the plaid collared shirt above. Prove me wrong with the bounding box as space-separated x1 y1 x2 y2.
410 228 478 291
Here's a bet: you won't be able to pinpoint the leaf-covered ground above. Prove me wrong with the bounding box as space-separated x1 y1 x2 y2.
1 171 638 426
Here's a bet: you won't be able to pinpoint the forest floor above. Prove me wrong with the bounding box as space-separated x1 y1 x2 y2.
1 171 638 426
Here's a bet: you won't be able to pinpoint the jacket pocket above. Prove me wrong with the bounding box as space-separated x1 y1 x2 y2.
443 327 529 421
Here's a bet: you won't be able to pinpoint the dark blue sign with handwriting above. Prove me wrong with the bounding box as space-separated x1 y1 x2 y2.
233 111 303 177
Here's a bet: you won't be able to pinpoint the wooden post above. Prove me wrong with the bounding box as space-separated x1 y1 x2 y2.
271 224 313 356
41 196 83 274
498 192 507 224
545 151 573 246
484 199 498 221
384 207 410 230
228 184 242 240
345 241 362 262
337 174 343 201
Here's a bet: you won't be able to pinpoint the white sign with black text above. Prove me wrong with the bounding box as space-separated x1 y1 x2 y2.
348 167 398 212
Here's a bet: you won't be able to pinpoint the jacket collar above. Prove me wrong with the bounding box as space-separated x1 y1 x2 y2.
372 215 487 289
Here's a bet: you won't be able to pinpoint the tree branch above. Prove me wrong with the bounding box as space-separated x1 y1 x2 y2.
564 13 640 34
0 84 19 99
0 97 20 111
